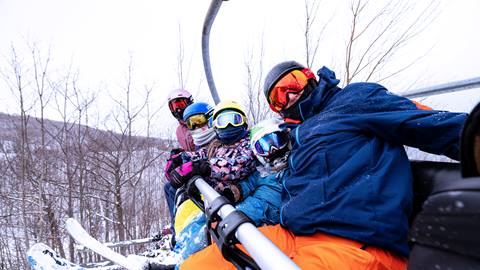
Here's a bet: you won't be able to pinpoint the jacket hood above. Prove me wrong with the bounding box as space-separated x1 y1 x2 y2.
298 66 341 121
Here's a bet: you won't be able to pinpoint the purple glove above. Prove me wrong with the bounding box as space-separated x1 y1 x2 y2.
169 160 211 188
164 152 184 181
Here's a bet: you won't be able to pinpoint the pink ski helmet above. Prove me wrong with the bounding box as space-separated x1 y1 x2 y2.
167 89 193 103
167 89 194 120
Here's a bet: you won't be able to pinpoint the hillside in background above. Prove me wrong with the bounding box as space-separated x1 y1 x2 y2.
0 111 175 152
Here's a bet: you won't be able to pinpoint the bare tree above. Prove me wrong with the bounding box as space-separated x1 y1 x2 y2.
343 0 439 85
176 23 188 90
174 22 203 100
27 42 70 258
1 46 35 270
49 65 99 261
242 34 274 125
85 58 164 254
299 0 439 86
302 0 330 69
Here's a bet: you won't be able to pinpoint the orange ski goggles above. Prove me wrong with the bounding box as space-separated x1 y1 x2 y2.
268 69 315 112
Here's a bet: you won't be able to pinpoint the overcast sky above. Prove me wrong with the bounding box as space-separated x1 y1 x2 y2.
0 0 479 135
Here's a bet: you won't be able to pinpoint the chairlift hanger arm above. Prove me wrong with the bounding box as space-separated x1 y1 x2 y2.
202 0 227 105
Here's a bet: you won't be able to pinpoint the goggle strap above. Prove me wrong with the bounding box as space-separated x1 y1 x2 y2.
269 103 279 112
301 68 316 80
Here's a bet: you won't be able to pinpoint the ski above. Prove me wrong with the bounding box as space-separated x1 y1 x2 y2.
27 232 177 270
27 242 118 270
65 218 146 270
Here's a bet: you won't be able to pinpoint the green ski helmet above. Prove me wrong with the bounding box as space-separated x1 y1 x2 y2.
249 118 290 166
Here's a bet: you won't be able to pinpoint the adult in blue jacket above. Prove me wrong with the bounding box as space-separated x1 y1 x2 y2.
180 61 468 270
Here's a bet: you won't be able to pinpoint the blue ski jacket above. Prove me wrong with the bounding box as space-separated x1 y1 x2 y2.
280 66 467 257
236 170 283 226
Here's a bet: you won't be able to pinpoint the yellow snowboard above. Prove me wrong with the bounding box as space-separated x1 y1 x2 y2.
174 199 203 234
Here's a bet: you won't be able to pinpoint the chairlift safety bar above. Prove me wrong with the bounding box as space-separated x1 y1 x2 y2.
194 178 301 270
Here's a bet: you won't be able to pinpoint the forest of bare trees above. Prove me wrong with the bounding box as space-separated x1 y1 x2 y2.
0 0 440 269
0 44 179 269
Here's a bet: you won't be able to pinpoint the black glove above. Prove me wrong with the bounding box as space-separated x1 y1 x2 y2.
214 182 243 204
169 160 211 188
169 148 184 156
145 261 176 270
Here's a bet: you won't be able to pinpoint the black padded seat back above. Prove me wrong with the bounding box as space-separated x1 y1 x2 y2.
409 160 480 265
408 245 480 270
411 160 468 220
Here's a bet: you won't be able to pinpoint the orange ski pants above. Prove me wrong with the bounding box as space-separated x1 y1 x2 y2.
180 224 407 270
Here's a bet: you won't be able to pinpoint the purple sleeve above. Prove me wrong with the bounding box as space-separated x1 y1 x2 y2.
176 124 195 151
